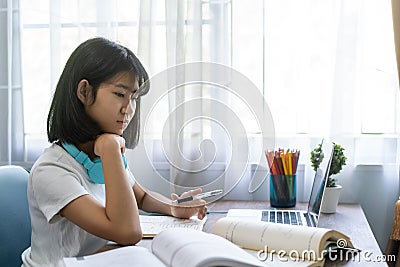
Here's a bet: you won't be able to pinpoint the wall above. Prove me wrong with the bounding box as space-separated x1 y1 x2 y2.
340 164 399 252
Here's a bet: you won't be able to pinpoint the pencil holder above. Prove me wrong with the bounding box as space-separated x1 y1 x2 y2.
270 174 296 207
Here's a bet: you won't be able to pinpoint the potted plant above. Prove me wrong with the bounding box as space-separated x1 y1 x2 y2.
310 142 347 213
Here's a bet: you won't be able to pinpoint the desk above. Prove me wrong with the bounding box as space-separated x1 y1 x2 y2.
138 200 386 266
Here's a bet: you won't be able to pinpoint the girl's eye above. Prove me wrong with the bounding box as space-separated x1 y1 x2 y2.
114 92 125 98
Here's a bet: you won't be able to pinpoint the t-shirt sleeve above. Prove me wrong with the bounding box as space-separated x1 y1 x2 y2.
126 167 136 187
31 163 89 223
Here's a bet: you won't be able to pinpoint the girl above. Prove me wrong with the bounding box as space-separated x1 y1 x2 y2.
22 37 207 267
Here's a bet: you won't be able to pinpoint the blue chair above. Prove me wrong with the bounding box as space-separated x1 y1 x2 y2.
0 165 31 267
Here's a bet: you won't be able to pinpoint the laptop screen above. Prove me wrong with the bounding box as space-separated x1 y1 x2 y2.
307 139 334 217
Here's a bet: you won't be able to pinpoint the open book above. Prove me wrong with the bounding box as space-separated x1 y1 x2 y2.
139 214 206 238
63 227 265 267
63 218 356 267
212 217 357 266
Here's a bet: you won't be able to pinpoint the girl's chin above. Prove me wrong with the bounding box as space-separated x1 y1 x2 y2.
104 129 124 136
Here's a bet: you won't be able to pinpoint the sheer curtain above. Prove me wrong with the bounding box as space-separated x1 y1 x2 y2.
163 2 233 195
228 0 400 203
134 0 235 197
0 0 24 165
19 0 145 162
13 0 400 203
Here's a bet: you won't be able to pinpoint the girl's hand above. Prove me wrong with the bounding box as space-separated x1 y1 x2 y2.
94 133 126 157
170 188 207 220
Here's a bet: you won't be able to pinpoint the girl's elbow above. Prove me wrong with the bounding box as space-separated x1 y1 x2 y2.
115 228 143 245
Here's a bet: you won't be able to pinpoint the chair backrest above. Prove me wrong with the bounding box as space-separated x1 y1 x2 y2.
0 165 31 267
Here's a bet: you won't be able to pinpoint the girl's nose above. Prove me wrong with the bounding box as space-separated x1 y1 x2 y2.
121 99 136 115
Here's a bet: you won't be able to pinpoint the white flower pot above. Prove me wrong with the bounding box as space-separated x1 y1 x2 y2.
321 185 342 214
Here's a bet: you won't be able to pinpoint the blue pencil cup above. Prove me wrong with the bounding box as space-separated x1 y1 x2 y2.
270 174 296 207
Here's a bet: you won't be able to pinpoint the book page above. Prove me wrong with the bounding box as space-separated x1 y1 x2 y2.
212 218 352 262
63 246 166 267
140 215 207 237
151 228 266 267
244 248 324 267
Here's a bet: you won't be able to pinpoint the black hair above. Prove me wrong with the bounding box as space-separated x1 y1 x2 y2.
47 37 149 149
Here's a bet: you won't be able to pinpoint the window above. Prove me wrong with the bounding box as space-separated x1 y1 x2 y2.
16 0 400 166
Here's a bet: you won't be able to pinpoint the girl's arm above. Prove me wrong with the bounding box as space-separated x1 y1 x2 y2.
60 134 142 245
133 182 207 220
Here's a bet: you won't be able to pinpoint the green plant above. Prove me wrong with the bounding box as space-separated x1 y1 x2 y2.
310 142 347 187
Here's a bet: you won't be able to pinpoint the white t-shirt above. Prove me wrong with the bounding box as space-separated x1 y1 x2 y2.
21 143 135 267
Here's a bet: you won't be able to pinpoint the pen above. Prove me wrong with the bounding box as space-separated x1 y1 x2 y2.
172 189 223 204
141 210 228 216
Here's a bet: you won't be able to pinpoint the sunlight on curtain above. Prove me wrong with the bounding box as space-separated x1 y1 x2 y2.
134 0 235 196
258 0 399 165
230 0 400 202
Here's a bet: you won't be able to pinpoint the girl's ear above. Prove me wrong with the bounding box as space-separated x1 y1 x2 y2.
76 79 93 104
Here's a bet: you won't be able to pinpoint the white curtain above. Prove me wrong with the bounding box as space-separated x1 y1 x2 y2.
14 0 400 206
136 0 235 197
0 0 24 164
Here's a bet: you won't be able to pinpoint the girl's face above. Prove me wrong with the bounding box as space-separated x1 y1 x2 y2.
84 71 139 136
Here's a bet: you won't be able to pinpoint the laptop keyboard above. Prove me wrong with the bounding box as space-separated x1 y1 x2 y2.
262 210 304 226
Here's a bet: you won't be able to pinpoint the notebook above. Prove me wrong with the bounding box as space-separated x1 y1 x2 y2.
227 139 334 227
139 214 207 237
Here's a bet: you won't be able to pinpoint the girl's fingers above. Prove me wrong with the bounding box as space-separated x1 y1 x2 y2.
180 188 202 198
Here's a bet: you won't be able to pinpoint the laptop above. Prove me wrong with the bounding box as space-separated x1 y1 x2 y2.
227 139 334 227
